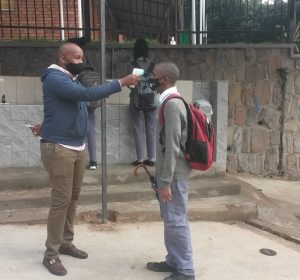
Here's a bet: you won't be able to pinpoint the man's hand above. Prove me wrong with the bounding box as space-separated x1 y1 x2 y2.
119 74 140 87
30 124 42 137
158 186 172 203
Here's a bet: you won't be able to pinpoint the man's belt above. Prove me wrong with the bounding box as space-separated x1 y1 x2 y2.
40 139 56 144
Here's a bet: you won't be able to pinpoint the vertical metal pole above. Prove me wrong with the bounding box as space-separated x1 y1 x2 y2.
100 0 107 224
199 0 203 44
78 0 83 37
199 0 206 44
288 0 295 43
191 0 196 44
83 0 91 41
59 0 65 40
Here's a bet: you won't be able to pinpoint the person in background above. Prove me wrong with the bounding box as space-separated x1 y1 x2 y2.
129 39 157 166
67 37 99 170
146 62 195 280
40 42 139 276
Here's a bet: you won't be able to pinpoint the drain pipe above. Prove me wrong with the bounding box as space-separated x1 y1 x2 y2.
77 0 83 37
191 0 196 44
59 0 65 40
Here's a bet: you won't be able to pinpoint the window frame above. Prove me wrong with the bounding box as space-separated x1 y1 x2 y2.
0 0 14 11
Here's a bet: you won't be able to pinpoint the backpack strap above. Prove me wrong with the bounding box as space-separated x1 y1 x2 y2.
158 93 187 125
158 93 191 153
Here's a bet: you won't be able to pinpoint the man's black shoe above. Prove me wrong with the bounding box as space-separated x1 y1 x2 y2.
146 261 177 272
164 272 195 280
43 257 67 276
59 245 88 259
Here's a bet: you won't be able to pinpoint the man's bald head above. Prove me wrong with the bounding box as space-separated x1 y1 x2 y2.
57 42 83 69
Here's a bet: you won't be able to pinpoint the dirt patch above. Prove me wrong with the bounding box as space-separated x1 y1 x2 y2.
75 210 118 231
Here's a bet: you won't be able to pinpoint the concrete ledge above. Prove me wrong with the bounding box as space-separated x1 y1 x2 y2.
247 218 300 245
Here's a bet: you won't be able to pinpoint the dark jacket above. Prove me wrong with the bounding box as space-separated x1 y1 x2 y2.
41 66 121 146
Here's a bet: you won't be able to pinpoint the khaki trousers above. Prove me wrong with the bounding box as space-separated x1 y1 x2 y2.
41 143 86 259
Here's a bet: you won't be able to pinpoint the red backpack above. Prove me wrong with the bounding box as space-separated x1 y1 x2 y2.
159 94 215 171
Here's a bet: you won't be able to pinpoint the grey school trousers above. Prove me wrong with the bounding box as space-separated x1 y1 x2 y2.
159 179 195 276
41 143 86 259
129 102 156 161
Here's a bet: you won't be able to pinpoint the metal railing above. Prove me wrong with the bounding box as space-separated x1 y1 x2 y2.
0 0 294 44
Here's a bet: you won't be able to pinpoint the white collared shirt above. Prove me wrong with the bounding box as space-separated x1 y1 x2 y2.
158 86 180 105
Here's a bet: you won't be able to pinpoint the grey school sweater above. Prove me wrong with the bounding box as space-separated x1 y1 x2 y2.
156 98 192 189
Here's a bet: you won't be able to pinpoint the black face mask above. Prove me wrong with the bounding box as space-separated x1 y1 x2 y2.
66 62 91 76
148 78 160 91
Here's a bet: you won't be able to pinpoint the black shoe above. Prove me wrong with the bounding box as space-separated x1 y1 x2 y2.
59 245 88 259
143 159 155 166
146 261 177 272
131 160 143 166
43 257 67 276
89 161 99 170
164 272 195 280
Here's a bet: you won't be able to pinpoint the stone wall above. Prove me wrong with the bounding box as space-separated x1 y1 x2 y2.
0 42 299 178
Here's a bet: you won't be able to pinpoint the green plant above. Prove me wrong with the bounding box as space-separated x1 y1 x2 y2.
294 22 300 53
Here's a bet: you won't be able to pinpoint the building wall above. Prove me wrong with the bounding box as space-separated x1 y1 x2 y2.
0 76 207 169
0 0 80 40
0 104 135 167
0 43 299 178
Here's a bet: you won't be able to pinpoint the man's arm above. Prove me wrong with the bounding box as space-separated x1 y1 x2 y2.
45 71 140 101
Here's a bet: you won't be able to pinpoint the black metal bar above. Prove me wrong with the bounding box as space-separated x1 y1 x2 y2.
65 0 69 38
0 0 2 38
16 0 21 39
142 0 145 37
42 0 46 39
91 0 96 40
57 0 62 40
33 0 38 38
8 0 13 38
288 0 295 43
73 0 77 37
25 0 30 38
49 0 54 40
83 0 91 41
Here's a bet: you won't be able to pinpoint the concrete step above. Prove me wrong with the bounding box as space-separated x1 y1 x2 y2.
0 166 256 225
0 165 224 191
0 178 241 210
0 195 257 224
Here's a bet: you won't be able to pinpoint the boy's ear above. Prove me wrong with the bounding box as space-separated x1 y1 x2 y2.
164 76 170 83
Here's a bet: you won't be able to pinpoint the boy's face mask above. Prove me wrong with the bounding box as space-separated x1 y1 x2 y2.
148 78 161 91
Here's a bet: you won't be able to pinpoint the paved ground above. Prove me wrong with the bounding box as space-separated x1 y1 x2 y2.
1 169 300 279
1 221 300 280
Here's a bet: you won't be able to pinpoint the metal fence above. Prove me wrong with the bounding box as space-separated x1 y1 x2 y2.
0 0 295 44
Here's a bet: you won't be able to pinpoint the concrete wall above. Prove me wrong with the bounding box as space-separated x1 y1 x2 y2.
0 43 299 178
0 103 135 167
0 78 228 171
